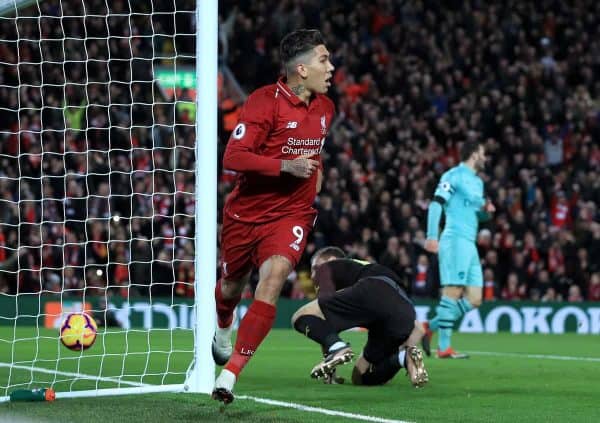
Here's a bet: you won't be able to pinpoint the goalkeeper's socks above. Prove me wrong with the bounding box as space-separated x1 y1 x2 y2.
293 314 342 352
225 300 276 377
215 279 241 329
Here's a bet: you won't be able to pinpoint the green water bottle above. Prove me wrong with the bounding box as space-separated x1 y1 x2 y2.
9 388 55 402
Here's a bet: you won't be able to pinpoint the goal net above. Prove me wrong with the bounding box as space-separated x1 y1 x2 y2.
0 0 215 400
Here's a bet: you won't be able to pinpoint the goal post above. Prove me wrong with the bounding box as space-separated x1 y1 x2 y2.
0 0 217 400
186 0 217 394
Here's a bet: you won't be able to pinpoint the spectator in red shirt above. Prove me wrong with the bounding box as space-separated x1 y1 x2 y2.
567 285 584 302
550 191 572 229
483 268 497 301
501 272 526 301
412 254 430 298
588 273 600 301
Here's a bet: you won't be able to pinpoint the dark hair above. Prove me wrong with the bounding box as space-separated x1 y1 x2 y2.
460 140 482 161
311 246 345 267
280 29 324 68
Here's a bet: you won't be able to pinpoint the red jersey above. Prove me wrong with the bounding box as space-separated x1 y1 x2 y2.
223 78 335 223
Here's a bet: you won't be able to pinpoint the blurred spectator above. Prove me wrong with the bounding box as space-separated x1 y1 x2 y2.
588 273 600 301
288 276 308 300
483 268 497 301
501 273 526 301
378 236 401 277
541 287 561 302
411 254 432 298
567 285 584 303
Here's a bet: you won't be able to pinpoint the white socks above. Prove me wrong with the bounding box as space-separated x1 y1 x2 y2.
398 349 407 367
215 325 233 349
215 369 236 391
328 341 347 352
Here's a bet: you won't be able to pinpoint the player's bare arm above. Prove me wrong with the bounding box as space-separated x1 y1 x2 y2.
281 156 319 178
424 239 439 254
483 199 495 213
316 168 323 193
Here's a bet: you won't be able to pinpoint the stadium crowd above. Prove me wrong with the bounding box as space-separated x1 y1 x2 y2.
0 0 598 303
0 0 198 298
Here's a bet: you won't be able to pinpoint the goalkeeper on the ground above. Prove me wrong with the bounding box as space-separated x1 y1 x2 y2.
292 247 428 387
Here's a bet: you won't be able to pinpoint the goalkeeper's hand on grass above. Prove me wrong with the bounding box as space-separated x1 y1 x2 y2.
322 369 345 384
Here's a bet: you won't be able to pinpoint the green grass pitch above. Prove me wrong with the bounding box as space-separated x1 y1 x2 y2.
1 328 599 422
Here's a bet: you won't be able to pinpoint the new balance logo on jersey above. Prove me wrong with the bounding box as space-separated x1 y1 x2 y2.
286 121 298 128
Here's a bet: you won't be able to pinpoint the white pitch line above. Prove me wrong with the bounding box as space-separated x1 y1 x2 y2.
466 351 600 362
0 362 146 387
268 347 600 363
238 395 414 423
2 362 412 422
8 351 599 421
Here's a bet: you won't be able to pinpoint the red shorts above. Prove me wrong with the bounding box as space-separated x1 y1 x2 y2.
220 213 316 280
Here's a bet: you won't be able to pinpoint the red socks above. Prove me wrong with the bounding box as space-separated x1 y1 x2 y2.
215 279 241 329
215 280 277 378
224 300 276 377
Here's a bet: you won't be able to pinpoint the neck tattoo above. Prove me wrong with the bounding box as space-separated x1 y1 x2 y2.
291 85 306 96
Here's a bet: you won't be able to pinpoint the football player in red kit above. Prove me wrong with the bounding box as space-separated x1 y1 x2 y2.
212 29 335 405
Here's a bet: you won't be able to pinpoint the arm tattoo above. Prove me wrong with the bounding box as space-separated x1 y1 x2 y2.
290 85 305 96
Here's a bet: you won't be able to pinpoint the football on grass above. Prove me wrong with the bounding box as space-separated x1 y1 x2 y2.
60 312 98 351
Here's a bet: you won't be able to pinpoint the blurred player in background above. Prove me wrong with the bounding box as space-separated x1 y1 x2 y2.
424 140 495 358
292 247 429 388
212 29 335 405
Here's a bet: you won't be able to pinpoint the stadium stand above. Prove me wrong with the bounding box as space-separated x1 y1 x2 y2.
1 0 598 302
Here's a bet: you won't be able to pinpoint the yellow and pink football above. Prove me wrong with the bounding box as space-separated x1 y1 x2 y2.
60 312 98 351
